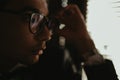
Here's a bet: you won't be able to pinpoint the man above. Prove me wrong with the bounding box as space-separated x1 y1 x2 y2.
0 0 52 79
0 0 88 80
0 0 118 80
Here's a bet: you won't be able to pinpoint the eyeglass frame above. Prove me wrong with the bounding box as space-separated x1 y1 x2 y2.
0 9 52 35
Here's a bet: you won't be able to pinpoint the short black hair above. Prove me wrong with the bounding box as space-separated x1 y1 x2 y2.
68 0 88 20
48 0 88 20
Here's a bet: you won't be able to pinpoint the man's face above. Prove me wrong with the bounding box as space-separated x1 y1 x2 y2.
0 0 51 66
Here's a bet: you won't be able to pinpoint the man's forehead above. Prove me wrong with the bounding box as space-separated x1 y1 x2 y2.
0 0 48 15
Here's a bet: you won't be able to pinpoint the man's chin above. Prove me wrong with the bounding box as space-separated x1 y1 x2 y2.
20 55 40 66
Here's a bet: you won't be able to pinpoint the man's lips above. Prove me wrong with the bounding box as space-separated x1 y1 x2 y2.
32 49 43 55
38 50 43 55
32 41 47 55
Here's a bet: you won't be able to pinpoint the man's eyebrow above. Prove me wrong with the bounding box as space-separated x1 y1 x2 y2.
20 7 41 13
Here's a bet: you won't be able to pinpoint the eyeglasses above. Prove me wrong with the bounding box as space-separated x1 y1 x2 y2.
29 13 51 34
0 9 53 34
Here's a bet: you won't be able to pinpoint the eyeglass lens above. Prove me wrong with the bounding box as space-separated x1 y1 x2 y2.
30 13 60 34
30 13 44 34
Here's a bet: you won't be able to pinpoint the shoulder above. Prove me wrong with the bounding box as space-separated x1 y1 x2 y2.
84 59 119 80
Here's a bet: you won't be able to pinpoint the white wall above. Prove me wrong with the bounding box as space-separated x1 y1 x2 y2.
87 0 120 79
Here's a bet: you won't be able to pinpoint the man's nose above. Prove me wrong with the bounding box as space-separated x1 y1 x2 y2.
35 26 52 41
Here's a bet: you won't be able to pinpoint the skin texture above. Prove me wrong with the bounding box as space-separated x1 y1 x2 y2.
0 0 51 73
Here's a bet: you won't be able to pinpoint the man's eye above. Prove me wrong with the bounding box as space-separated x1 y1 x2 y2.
31 17 36 24
31 14 39 24
30 18 39 29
